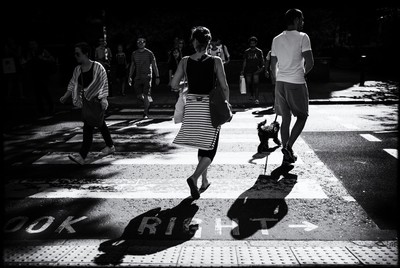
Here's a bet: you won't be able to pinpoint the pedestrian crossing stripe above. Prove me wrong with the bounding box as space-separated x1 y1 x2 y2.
383 149 397 159
32 151 303 165
14 177 326 199
65 133 276 144
360 134 381 142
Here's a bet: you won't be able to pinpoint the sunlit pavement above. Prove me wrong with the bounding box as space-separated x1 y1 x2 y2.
3 81 398 267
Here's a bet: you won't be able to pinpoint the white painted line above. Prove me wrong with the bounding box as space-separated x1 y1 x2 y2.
32 151 303 165
341 123 359 130
360 134 381 142
383 149 397 159
105 120 126 126
119 108 174 113
342 196 356 202
27 179 326 199
374 130 398 134
66 133 266 144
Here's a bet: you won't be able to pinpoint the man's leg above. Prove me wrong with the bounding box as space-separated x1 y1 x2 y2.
245 73 253 100
280 113 291 149
143 78 152 117
287 115 307 149
253 73 260 103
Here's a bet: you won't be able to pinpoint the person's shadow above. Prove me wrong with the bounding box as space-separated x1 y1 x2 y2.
227 164 297 239
94 197 199 265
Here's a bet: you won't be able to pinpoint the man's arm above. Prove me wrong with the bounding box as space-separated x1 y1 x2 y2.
302 50 314 76
152 56 160 86
270 55 277 81
128 53 135 86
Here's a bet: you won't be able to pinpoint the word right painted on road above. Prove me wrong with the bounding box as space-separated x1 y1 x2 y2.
4 215 318 239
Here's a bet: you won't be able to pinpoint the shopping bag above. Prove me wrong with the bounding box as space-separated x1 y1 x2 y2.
173 90 187 124
240 75 246 94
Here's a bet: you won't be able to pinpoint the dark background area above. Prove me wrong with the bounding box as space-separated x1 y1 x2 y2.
1 5 399 82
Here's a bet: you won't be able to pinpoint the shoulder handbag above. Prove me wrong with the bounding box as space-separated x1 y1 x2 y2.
209 57 233 128
80 67 105 127
173 57 188 124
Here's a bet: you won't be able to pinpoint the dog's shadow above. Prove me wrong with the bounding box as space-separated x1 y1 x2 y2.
227 164 297 239
249 146 280 165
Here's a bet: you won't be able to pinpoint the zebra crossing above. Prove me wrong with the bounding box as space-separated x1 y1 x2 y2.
4 106 398 266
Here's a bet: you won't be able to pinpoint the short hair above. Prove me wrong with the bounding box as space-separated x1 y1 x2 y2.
285 9 303 27
75 42 91 57
248 36 258 43
191 26 212 52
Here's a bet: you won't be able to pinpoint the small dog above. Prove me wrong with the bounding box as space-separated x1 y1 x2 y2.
257 119 281 153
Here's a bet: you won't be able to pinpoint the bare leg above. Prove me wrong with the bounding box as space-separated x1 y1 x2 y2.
280 114 291 148
287 115 307 148
189 156 212 186
198 156 210 188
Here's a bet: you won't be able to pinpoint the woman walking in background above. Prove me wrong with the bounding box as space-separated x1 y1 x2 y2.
60 42 115 165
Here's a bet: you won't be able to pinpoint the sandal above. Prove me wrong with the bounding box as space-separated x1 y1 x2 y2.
186 178 200 200
199 183 211 193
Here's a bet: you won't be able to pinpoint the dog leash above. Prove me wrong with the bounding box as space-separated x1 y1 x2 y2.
272 113 278 123
264 154 268 175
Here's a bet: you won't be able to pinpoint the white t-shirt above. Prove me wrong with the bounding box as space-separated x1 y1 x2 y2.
271 30 311 84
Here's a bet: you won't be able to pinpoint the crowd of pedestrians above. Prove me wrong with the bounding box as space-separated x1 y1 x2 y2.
2 8 313 199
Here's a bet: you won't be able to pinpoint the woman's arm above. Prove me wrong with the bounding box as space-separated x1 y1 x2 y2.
171 58 185 91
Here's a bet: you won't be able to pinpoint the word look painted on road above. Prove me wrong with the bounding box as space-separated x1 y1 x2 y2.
4 216 87 234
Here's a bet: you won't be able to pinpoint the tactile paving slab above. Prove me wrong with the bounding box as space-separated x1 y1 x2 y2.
3 243 399 266
178 246 237 267
291 246 360 266
123 246 180 266
236 246 298 266
347 246 398 266
4 245 72 263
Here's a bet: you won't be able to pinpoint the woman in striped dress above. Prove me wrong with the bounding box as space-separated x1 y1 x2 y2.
60 42 115 165
171 26 230 199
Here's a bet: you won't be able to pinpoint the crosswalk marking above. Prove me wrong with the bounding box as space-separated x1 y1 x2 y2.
65 133 272 144
360 134 381 142
19 178 327 199
383 149 397 159
32 151 302 165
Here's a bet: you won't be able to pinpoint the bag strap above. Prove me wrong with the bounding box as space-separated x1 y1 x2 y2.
181 56 189 93
212 56 218 90
80 66 84 99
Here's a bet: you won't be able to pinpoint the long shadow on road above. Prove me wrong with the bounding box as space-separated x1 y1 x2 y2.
94 197 199 265
227 164 297 239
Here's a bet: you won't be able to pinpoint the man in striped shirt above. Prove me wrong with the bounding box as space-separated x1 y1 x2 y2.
128 37 160 118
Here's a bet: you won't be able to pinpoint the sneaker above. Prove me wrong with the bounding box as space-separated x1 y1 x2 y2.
68 153 86 165
282 146 297 163
100 145 116 156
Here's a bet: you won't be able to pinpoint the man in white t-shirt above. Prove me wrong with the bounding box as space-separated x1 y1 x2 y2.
270 8 314 165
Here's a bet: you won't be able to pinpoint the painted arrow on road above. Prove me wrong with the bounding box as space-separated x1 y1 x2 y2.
288 221 318 231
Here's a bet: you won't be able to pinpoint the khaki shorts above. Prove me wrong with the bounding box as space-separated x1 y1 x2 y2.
275 81 309 118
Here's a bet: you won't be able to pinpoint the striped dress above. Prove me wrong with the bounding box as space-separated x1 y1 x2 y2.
173 56 220 150
67 61 109 108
